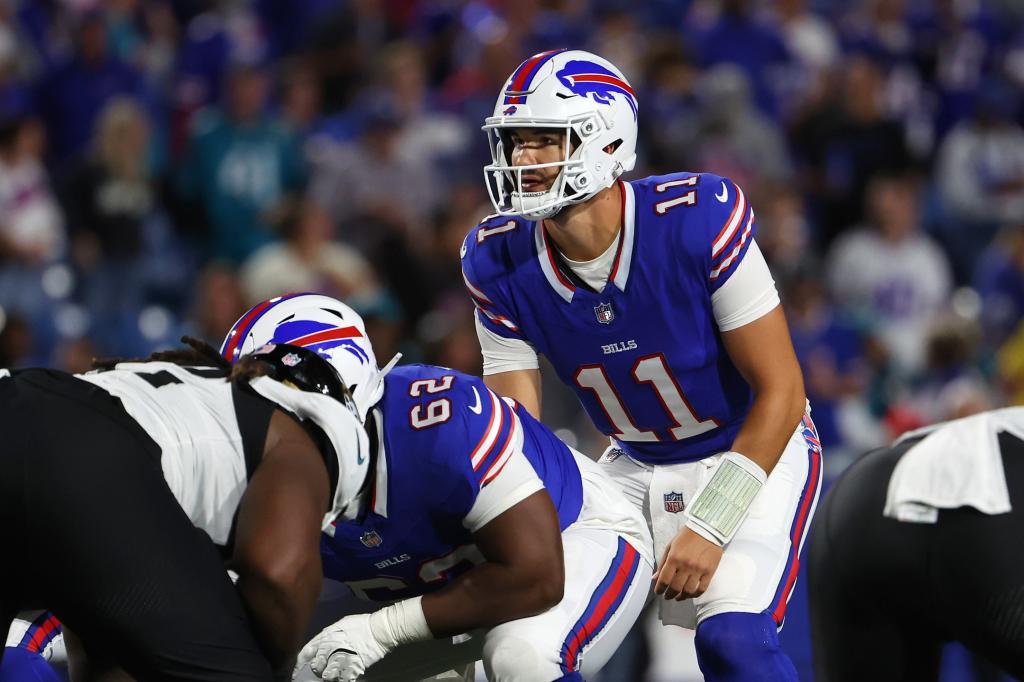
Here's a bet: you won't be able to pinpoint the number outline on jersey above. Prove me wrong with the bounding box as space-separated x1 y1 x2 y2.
654 176 698 215
409 375 455 396
574 363 658 441
418 544 484 584
575 356 721 442
476 220 518 243
632 353 719 440
409 398 452 430
344 576 408 602
132 369 185 389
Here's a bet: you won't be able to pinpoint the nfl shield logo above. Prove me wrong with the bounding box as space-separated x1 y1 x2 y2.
594 302 614 324
360 531 383 548
282 352 301 367
663 492 685 514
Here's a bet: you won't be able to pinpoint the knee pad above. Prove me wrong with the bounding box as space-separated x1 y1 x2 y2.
694 611 797 682
0 647 66 682
484 634 549 682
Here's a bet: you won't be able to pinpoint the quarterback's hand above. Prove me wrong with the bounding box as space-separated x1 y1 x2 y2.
293 614 389 681
653 526 723 601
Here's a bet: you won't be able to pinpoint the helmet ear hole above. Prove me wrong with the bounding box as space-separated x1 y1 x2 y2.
605 139 623 154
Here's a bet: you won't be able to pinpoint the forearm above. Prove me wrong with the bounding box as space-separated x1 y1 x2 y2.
421 560 562 638
731 380 806 475
484 370 542 419
235 565 322 669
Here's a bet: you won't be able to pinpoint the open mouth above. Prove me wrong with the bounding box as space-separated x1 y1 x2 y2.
520 175 549 192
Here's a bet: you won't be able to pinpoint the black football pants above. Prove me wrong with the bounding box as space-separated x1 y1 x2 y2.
0 369 275 681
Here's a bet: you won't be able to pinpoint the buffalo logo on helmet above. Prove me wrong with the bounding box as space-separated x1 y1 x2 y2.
556 60 637 120
664 492 685 514
270 320 369 365
502 105 518 115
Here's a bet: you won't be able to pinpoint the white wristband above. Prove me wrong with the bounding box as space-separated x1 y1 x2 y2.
685 451 767 547
368 596 432 650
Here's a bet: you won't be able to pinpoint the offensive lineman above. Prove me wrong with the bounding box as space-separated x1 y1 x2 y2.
0 337 369 680
220 293 654 682
461 49 821 680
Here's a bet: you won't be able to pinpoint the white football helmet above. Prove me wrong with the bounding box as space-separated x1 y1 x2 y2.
483 49 638 220
220 293 387 422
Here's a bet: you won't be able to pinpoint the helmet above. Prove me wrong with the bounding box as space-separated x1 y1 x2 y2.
244 341 358 413
220 293 384 422
483 49 638 220
243 341 371 527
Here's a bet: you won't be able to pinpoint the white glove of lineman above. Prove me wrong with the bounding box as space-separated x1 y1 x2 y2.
294 597 431 682
294 613 388 682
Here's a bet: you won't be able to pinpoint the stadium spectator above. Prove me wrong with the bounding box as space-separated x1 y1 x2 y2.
173 0 270 132
896 316 996 426
935 81 1024 281
791 53 913 246
684 0 793 117
690 63 793 190
784 266 875 458
35 10 147 164
756 182 812 278
974 224 1024 347
0 115 62 265
239 197 382 309
178 63 306 264
306 100 437 253
827 172 952 375
637 40 702 175
189 263 246 347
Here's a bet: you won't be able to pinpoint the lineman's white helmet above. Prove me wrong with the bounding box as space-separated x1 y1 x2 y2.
483 49 638 220
220 293 385 422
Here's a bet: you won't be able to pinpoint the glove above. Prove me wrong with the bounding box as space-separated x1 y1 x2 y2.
294 613 388 682
294 597 430 682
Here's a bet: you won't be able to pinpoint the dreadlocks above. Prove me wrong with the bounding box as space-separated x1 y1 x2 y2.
92 336 231 372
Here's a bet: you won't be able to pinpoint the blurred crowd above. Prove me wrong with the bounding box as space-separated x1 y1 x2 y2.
0 0 1023 465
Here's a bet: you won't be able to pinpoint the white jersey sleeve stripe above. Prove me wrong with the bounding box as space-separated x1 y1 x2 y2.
470 390 505 470
482 408 523 486
463 271 494 305
711 185 747 258
710 210 755 281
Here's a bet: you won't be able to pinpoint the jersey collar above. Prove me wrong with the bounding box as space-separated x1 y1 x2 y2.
534 180 636 303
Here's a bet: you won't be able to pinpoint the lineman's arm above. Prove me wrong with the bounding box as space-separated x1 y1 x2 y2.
422 488 563 635
232 410 330 671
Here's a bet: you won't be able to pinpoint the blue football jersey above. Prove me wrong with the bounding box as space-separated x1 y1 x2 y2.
462 173 759 464
320 364 583 601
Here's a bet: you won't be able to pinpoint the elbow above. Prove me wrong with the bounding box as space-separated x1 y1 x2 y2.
535 574 564 611
525 555 565 614
235 548 322 609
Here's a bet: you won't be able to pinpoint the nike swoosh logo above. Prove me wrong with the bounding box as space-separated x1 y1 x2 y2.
469 386 483 414
715 182 728 203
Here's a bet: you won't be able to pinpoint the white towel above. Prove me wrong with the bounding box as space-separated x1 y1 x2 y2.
884 407 1024 523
